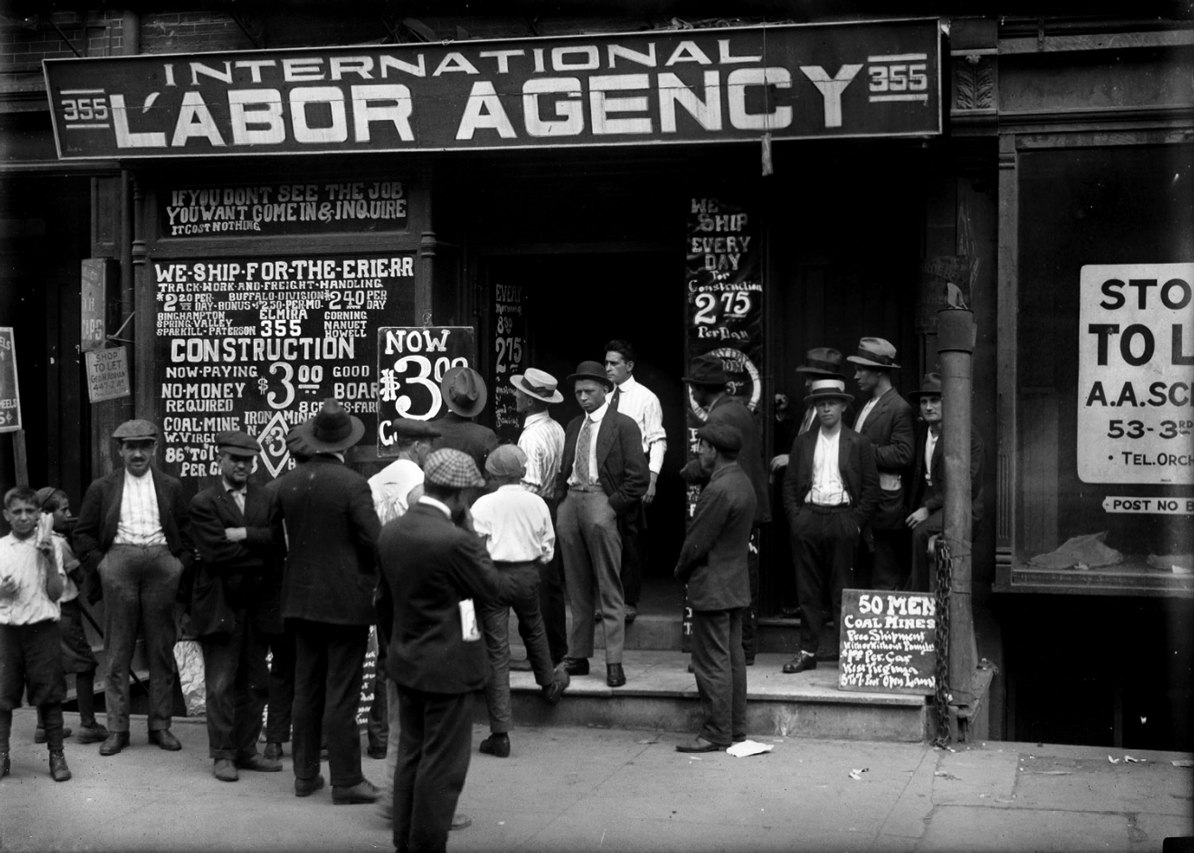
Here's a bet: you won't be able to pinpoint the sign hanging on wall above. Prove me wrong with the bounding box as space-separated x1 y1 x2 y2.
838 589 936 695
45 19 941 160
80 259 114 352
1077 262 1194 485
84 346 131 403
375 326 475 456
0 328 21 433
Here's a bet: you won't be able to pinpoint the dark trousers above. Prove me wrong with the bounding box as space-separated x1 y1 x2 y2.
690 608 746 747
859 527 907 591
907 509 944 593
200 606 269 760
539 498 567 665
263 627 295 744
792 506 858 655
98 544 183 733
480 560 554 733
290 619 368 788
393 686 473 853
367 640 388 752
617 503 644 607
1 620 66 751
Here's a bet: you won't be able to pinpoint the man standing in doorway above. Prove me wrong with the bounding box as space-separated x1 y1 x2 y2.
681 353 770 665
604 340 667 625
556 360 648 688
847 337 915 590
74 419 193 757
274 399 380 805
512 368 568 667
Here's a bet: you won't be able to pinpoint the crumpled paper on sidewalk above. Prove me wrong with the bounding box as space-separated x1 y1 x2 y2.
1029 532 1123 570
173 639 206 716
727 740 773 758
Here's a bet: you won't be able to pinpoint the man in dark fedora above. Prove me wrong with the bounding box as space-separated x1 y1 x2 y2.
904 373 985 592
681 353 770 665
274 399 381 804
189 430 286 782
73 418 193 756
555 360 648 688
433 366 499 473
674 422 756 753
512 367 568 666
847 337 915 590
781 378 879 674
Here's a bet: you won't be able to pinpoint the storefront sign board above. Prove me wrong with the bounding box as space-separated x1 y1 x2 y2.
45 19 942 160
0 328 21 433
838 589 936 695
375 326 475 456
1078 262 1194 485
81 259 113 352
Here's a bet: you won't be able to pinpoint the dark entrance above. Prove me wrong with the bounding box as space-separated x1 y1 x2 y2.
485 251 688 590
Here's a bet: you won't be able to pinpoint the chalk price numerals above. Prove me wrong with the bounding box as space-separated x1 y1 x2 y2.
266 362 323 410
693 291 752 325
380 354 469 419
1107 419 1192 439
494 336 524 376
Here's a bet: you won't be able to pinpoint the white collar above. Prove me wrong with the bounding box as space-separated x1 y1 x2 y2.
418 495 452 518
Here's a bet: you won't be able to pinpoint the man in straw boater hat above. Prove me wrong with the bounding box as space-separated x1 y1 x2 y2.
780 377 880 675
73 418 193 757
904 372 985 592
673 421 756 753
188 430 286 782
681 353 770 666
274 399 381 804
556 360 648 688
846 336 915 590
433 365 499 473
377 448 536 852
510 367 568 667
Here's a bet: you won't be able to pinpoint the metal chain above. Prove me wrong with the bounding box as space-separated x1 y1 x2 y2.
932 537 953 748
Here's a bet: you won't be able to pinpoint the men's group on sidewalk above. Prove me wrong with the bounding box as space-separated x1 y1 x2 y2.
1 334 980 853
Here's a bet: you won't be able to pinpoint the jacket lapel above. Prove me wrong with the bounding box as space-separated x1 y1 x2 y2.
594 413 616 467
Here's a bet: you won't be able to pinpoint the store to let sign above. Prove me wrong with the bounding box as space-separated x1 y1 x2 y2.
84 346 131 403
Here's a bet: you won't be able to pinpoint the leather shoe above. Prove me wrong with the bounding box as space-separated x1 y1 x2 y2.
213 758 238 782
782 654 817 674
509 656 533 672
75 723 109 744
562 657 589 676
49 750 72 782
366 744 387 759
606 663 626 688
676 737 723 753
295 773 325 797
1 751 9 778
541 668 570 705
450 813 472 831
332 779 380 805
624 605 637 624
479 733 510 758
148 729 182 751
235 753 282 772
99 731 130 756
263 742 284 761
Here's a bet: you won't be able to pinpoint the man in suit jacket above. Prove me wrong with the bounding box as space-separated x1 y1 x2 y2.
189 431 286 782
431 366 499 473
274 399 380 805
847 337 915 590
681 352 770 664
73 419 193 756
781 379 880 674
377 449 533 853
674 422 757 753
904 373 985 592
555 360 648 688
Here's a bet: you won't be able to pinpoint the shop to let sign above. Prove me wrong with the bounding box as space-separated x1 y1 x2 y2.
1078 263 1194 485
84 346 131 403
44 19 941 160
0 328 21 433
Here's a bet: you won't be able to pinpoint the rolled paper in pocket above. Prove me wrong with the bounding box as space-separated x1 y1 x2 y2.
459 598 480 642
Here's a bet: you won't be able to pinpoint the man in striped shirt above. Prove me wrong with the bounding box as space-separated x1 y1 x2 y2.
511 368 568 666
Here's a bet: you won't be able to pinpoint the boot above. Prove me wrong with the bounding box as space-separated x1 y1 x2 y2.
49 750 72 782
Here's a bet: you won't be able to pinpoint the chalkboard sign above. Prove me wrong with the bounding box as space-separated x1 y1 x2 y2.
0 327 20 433
152 254 416 483
376 326 475 455
838 589 937 695
490 282 527 444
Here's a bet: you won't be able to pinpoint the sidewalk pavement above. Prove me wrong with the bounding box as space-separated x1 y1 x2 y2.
1 707 1190 853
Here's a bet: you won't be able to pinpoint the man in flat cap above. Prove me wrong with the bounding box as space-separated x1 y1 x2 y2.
188 430 286 782
555 360 648 688
274 399 381 804
681 353 770 665
370 419 441 526
781 379 880 674
433 366 499 473
904 373 985 592
511 367 567 666
74 419 193 756
674 422 756 753
847 337 915 590
377 448 536 853
471 445 569 759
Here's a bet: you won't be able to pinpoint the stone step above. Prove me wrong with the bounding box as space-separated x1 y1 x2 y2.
490 649 928 743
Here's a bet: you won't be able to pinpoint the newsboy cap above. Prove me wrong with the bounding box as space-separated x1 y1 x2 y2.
112 419 159 441
485 444 527 478
423 448 486 490
696 422 742 453
215 430 261 458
